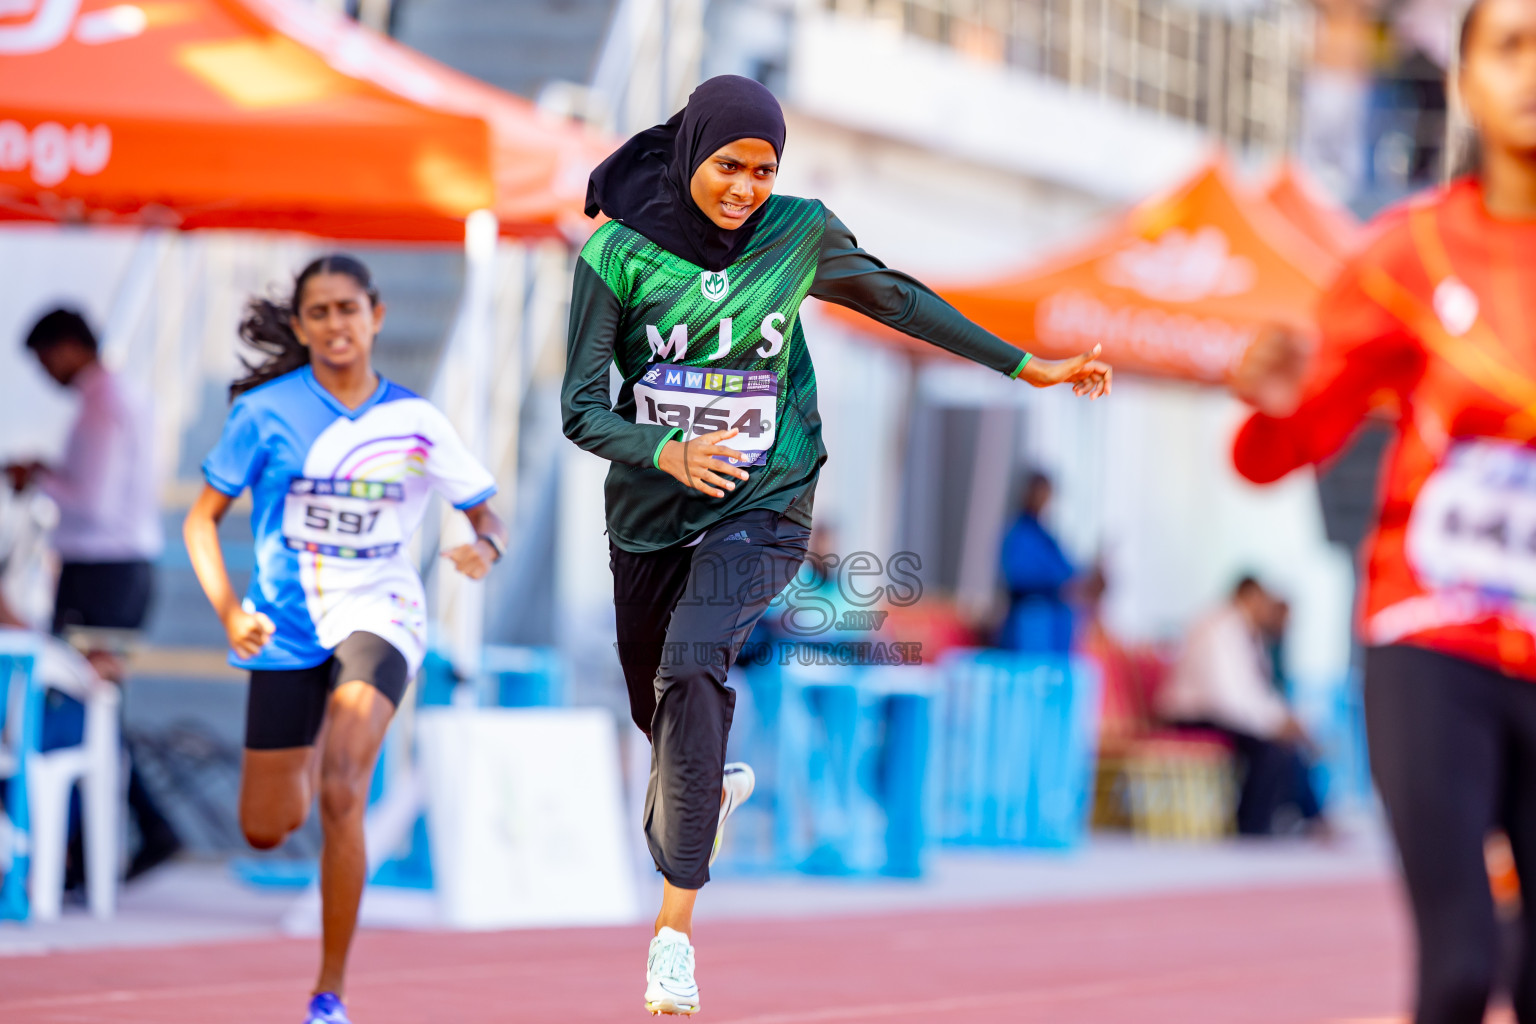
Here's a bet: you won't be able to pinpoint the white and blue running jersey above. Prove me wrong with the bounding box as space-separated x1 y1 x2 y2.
202 367 496 675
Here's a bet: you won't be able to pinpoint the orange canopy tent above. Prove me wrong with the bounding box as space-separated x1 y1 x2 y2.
1262 163 1363 262
829 160 1356 384
0 0 612 241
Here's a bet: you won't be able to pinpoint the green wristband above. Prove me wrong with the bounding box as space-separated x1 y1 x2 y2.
652 428 683 469
1010 353 1033 379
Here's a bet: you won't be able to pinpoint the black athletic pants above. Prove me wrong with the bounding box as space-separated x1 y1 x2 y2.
1366 643 1536 1024
51 560 155 636
610 509 809 889
1172 720 1322 835
1230 729 1322 835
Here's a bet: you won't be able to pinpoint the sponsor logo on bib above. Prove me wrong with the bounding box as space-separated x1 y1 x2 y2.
632 363 780 467
701 270 730 302
1433 277 1479 337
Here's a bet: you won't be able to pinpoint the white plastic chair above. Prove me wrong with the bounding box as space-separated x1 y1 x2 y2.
0 630 120 921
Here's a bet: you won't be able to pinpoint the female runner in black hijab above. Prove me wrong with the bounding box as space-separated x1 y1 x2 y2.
586 73 786 272
566 75 1110 1016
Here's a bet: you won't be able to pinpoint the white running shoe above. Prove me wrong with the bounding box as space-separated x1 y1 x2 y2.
645 926 700 1015
711 762 755 867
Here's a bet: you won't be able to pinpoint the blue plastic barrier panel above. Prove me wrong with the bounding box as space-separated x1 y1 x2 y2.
937 651 1101 850
716 661 938 879
0 649 41 921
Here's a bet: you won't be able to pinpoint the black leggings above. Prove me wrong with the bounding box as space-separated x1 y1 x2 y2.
245 631 410 750
1366 643 1536 1024
610 509 809 889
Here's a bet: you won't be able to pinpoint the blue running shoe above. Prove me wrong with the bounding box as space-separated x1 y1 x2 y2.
305 993 351 1024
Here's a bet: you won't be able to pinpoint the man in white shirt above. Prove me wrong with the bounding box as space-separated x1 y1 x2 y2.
10 309 163 632
1158 576 1325 836
8 308 177 881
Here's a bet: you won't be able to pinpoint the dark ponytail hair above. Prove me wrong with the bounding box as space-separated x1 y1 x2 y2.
229 254 381 401
1449 0 1487 180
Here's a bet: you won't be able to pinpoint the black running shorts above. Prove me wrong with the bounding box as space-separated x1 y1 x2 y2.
244 631 409 750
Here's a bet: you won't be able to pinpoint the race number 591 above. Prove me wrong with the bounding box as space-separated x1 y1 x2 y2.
302 504 382 536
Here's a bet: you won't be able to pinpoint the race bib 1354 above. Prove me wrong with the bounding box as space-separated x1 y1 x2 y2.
632 364 778 466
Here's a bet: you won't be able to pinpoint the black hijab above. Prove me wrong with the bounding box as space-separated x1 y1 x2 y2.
585 75 786 273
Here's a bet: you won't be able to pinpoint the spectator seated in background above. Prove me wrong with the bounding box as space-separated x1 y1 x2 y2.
997 470 1075 654
6 308 179 883
1157 576 1328 838
7 309 163 635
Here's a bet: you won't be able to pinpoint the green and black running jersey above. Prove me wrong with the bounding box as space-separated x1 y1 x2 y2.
562 194 1031 553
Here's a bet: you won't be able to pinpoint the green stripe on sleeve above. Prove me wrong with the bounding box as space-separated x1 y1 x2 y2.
1010 353 1033 379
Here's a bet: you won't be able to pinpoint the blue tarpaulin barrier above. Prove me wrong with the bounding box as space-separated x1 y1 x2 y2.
937 651 1101 850
721 661 937 878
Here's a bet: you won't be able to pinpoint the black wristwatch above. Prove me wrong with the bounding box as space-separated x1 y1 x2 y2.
476 533 505 563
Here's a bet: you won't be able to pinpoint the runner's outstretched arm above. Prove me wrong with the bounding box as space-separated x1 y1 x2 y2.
809 209 1110 398
1231 263 1422 484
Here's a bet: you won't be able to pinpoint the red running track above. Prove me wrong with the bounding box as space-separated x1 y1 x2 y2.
0 879 1417 1024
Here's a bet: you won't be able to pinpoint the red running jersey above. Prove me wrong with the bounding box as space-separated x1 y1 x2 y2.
1235 178 1536 680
